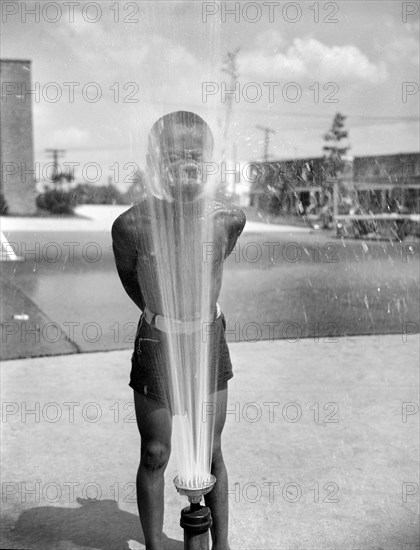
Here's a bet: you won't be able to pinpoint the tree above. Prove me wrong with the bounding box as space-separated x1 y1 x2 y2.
323 113 350 178
323 113 356 214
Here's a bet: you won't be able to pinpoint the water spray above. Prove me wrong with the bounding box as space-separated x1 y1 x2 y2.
174 474 216 550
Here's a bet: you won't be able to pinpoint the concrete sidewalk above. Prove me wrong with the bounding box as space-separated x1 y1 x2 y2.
1 334 419 550
1 205 315 235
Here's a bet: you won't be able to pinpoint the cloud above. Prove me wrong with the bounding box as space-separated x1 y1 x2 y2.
57 21 200 99
239 36 388 83
252 29 287 53
383 36 419 65
50 127 90 147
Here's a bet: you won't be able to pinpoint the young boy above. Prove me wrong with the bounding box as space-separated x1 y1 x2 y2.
112 111 245 550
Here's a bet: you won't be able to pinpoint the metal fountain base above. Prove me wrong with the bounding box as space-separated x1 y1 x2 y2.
174 475 216 550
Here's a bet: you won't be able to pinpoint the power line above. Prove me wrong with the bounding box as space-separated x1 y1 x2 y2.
36 145 131 153
121 96 419 122
35 112 418 155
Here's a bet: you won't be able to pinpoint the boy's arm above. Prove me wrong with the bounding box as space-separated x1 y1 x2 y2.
111 216 145 311
225 207 246 259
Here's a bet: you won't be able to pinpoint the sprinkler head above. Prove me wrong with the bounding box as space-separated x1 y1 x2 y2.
173 475 216 504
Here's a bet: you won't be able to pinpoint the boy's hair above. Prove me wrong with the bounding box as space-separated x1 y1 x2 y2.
148 111 214 153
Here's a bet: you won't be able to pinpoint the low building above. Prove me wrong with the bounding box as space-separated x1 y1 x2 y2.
250 152 420 216
352 153 420 213
249 157 328 215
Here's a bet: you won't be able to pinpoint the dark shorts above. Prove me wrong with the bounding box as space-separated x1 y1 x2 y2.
129 312 233 410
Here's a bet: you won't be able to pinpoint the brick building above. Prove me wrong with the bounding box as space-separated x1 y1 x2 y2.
0 59 37 215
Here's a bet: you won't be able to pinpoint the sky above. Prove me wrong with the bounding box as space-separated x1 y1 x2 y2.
2 0 419 187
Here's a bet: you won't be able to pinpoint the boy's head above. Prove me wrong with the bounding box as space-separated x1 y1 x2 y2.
147 111 214 201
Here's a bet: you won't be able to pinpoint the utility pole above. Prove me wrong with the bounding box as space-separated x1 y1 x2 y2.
221 49 240 166
256 126 276 162
232 141 238 198
45 148 65 184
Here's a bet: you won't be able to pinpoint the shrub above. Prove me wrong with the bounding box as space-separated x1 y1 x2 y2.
71 183 129 205
0 191 8 215
36 189 74 215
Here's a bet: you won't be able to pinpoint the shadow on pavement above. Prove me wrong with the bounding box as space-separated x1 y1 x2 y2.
8 497 183 550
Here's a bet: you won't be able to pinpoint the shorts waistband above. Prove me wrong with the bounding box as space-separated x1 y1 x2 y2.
143 303 221 335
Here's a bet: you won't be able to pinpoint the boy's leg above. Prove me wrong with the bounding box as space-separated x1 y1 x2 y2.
133 390 172 550
204 386 230 550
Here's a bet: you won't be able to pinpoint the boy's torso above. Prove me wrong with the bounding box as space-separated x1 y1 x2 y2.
121 197 244 320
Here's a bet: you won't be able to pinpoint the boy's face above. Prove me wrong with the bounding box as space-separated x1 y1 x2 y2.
149 121 213 202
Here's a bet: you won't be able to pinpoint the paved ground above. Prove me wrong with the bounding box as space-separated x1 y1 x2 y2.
1 205 314 235
2 207 419 548
0 206 321 359
1 334 419 550
2 207 419 359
